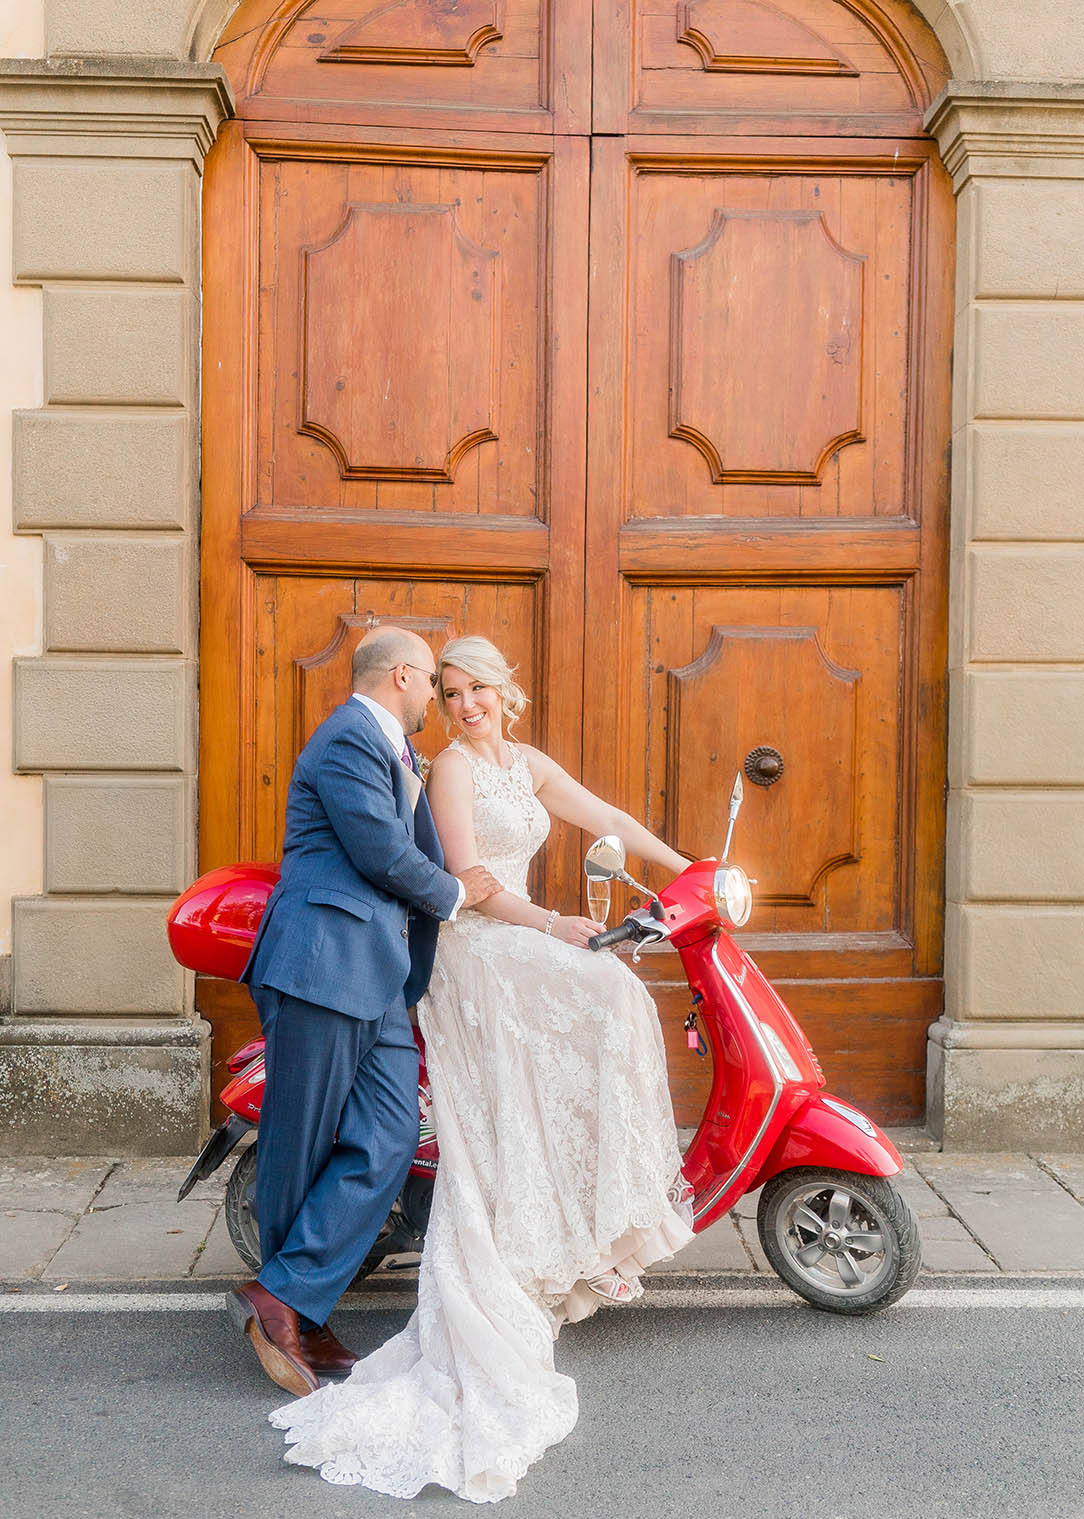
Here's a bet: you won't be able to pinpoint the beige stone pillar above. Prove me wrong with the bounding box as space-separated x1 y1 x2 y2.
926 83 1084 1148
0 60 231 1153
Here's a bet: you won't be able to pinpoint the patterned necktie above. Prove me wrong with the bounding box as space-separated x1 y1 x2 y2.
400 741 413 772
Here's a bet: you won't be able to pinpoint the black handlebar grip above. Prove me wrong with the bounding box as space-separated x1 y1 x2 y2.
588 922 637 952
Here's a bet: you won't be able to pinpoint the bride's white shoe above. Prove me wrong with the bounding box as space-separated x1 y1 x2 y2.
585 1269 644 1304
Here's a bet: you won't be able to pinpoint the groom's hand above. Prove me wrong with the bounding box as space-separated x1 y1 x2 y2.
456 866 503 909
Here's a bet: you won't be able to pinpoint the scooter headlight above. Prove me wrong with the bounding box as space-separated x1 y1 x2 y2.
713 864 752 928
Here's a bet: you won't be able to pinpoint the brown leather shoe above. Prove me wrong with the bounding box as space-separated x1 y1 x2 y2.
226 1281 319 1398
299 1323 360 1375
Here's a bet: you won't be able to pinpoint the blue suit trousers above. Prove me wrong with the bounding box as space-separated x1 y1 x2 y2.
250 986 420 1328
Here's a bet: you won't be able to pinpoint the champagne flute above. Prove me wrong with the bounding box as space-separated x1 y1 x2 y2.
586 876 610 928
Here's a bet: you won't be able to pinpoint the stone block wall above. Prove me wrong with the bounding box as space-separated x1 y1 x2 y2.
0 58 230 1153
927 86 1084 1147
0 15 44 1031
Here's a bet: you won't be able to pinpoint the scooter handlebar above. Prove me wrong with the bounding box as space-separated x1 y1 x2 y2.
588 921 639 952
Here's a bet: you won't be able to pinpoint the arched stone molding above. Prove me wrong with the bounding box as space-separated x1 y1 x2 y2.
184 0 242 62
907 0 977 77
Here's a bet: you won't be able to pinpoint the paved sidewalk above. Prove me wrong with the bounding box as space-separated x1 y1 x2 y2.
3 1140 1084 1290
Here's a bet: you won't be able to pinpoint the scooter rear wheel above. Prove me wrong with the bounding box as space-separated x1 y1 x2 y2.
757 1167 921 1314
221 1140 427 1282
223 1141 261 1272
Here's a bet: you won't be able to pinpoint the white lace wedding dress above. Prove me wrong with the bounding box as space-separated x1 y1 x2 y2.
270 740 694 1502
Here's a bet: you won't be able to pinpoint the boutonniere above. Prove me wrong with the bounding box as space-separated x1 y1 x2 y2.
416 752 432 784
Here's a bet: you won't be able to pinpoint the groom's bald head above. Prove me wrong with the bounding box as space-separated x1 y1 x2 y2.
351 626 431 693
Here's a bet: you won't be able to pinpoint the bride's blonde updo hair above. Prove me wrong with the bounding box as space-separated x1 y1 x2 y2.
436 635 529 733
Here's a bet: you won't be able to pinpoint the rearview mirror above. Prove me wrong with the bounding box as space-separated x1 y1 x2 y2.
584 835 626 880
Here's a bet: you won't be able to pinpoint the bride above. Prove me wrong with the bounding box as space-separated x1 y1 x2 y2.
270 635 695 1502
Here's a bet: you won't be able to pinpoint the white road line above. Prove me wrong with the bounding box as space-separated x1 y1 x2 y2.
1 1287 1083 1312
0 1293 229 1313
645 1288 1084 1310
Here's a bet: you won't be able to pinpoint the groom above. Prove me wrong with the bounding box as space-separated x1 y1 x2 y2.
229 625 499 1395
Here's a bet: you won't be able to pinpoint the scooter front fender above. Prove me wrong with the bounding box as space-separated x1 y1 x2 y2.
749 1092 903 1193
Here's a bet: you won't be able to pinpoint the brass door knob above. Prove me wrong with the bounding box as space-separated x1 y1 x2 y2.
744 746 784 787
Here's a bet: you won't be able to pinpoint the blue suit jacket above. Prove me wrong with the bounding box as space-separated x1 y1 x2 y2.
241 699 461 1016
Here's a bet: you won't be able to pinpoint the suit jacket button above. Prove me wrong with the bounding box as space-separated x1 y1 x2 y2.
401 927 409 938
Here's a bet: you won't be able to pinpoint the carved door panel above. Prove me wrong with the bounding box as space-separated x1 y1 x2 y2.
593 0 948 134
585 138 952 1122
214 0 591 133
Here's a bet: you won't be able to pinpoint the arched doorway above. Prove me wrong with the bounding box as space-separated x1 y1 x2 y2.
199 0 953 1125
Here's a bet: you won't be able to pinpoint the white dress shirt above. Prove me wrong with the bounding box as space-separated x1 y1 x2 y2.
351 693 464 920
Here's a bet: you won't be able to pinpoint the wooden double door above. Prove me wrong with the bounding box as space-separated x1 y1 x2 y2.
201 0 953 1122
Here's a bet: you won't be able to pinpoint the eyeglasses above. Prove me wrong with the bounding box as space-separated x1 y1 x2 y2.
395 662 439 689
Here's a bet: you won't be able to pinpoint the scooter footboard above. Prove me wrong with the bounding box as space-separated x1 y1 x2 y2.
749 1093 904 1193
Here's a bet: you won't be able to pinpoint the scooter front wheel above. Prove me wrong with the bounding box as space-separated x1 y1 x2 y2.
757 1167 921 1314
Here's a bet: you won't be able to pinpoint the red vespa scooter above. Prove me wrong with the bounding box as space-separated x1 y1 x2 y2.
170 773 920 1313
582 774 920 1311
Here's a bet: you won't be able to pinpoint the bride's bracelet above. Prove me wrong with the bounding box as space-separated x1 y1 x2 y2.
543 909 559 936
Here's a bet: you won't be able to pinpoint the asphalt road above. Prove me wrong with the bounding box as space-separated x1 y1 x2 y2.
1 1280 1082 1519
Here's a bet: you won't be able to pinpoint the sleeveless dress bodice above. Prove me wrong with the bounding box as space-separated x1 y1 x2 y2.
445 738 548 901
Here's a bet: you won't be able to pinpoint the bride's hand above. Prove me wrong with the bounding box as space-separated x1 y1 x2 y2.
551 915 605 949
